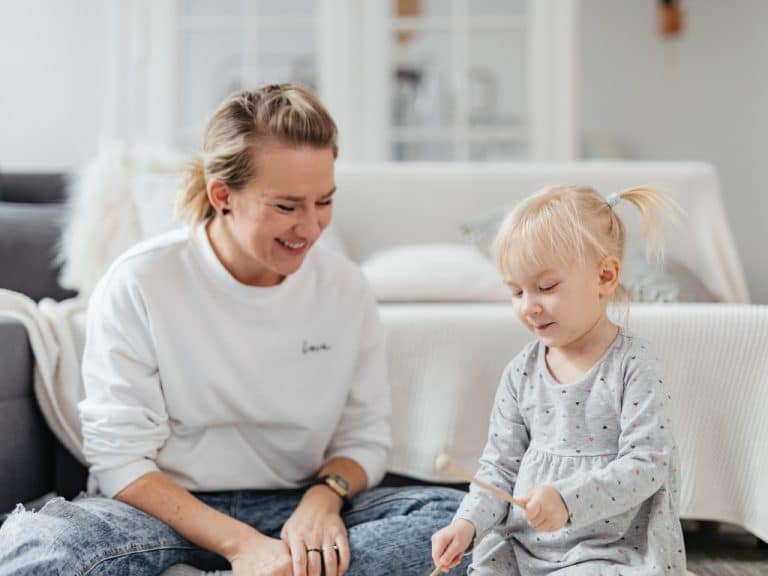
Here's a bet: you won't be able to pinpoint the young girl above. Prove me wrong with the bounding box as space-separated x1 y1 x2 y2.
431 185 687 575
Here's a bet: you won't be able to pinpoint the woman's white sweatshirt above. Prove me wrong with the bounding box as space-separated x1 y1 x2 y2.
79 225 391 498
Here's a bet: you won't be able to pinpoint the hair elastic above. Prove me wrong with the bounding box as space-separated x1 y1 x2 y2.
606 192 621 208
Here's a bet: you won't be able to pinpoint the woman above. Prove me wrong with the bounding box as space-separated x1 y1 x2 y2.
0 84 469 576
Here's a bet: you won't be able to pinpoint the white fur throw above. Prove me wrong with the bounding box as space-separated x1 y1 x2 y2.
57 145 186 298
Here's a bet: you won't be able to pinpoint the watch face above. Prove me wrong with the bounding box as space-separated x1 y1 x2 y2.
332 474 350 492
324 474 349 497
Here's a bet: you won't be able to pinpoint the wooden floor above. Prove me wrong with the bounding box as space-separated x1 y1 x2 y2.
684 521 768 576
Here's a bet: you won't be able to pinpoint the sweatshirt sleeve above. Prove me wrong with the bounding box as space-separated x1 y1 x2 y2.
324 287 391 488
78 266 170 497
454 359 529 542
553 344 676 530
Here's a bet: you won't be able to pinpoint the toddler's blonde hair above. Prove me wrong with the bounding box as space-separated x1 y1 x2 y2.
492 185 681 302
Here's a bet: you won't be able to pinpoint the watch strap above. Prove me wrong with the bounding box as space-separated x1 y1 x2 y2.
312 474 350 504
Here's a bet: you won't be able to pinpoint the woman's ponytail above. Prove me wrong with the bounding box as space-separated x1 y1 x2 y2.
175 156 215 225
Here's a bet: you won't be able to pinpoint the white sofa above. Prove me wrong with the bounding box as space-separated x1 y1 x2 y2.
165 161 732 576
331 162 766 545
6 159 763 576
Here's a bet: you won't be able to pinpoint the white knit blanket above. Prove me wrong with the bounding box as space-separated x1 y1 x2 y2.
0 290 87 466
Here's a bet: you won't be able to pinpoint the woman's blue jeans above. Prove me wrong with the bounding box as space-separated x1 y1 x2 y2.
0 485 470 575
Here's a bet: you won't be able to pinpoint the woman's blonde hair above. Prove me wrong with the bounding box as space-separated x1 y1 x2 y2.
492 185 681 302
176 83 338 225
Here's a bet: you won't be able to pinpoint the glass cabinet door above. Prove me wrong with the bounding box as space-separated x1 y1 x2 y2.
152 0 572 161
389 0 529 161
176 0 317 151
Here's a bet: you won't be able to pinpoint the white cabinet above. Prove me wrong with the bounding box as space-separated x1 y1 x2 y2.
387 0 529 161
107 0 577 162
319 0 578 161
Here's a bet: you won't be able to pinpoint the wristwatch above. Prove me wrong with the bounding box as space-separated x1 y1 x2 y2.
312 474 350 504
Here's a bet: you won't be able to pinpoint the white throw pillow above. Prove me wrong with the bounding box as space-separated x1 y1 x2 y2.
362 243 511 302
130 170 185 240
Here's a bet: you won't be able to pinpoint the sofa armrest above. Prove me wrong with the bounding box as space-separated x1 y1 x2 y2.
0 316 55 513
0 172 67 204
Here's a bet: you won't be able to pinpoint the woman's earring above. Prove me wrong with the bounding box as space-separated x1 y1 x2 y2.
222 207 231 215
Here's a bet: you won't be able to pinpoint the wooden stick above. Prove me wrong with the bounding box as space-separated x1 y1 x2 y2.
428 564 446 576
435 454 526 509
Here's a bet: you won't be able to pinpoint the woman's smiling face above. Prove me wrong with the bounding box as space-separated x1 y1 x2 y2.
214 144 336 286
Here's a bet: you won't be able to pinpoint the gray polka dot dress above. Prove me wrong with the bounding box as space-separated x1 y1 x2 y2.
455 329 686 575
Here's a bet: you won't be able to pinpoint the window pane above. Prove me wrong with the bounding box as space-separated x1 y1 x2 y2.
392 30 453 129
178 30 244 150
247 28 316 90
468 30 526 129
469 0 526 18
178 21 316 152
392 140 454 161
258 0 314 17
180 0 245 19
470 140 528 161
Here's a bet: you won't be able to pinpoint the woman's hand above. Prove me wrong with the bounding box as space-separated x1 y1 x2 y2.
430 518 475 572
280 485 350 576
227 531 293 576
519 485 569 532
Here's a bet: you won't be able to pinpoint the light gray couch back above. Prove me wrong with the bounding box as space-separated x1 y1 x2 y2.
0 172 75 301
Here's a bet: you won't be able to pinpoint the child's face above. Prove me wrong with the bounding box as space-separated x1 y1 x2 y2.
506 260 614 349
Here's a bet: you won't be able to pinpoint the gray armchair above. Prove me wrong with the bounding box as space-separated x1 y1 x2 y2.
0 173 87 517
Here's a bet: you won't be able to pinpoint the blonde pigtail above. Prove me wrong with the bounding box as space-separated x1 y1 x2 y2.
614 186 683 263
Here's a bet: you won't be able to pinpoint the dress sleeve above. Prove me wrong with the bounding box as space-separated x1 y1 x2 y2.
454 359 530 542
553 344 677 530
78 268 170 497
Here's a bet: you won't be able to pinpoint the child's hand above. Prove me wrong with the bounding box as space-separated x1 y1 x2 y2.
519 485 569 532
431 519 475 571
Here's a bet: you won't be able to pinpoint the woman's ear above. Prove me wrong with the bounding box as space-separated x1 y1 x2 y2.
598 255 621 297
207 179 231 215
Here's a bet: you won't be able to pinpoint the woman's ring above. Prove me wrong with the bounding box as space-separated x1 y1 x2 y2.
307 548 323 554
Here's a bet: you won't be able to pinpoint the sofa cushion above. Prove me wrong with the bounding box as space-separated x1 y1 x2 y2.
0 202 74 301
0 173 67 204
0 318 32 401
621 251 719 303
362 243 510 302
0 317 56 513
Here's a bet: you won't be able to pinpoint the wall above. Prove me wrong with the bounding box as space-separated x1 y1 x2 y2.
580 0 768 303
1 0 765 302
0 1 108 171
